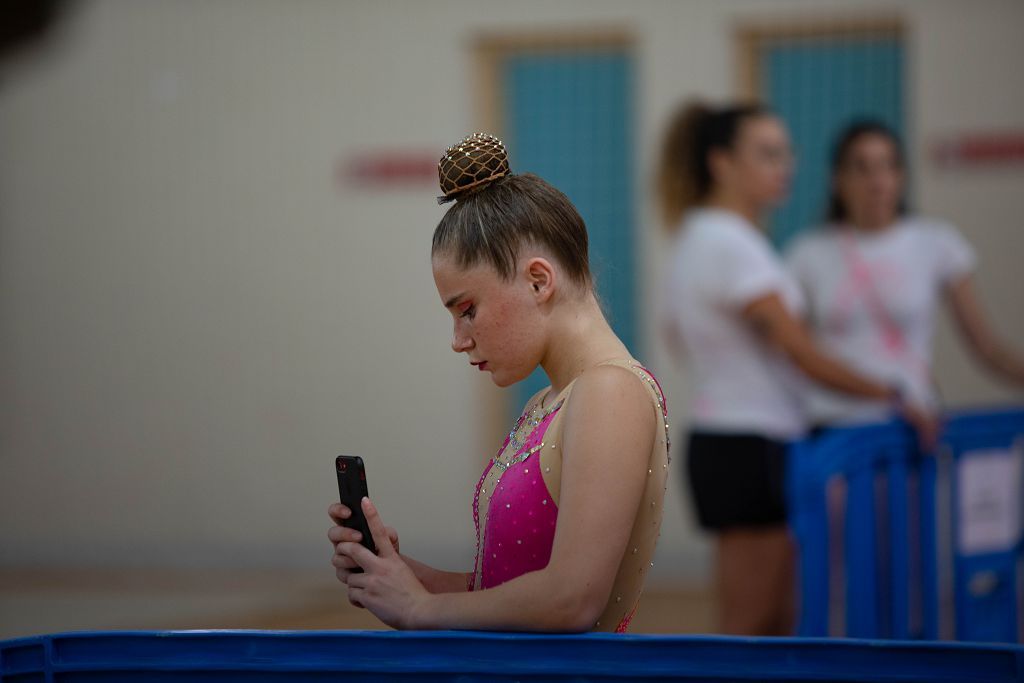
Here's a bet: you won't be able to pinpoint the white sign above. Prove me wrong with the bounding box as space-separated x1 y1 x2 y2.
956 444 1023 555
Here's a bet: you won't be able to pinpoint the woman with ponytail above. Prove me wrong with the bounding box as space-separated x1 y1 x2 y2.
657 103 934 635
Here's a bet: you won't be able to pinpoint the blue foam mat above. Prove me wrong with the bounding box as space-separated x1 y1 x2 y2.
2 630 1023 682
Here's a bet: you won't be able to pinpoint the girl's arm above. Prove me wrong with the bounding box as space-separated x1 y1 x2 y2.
743 293 894 398
401 555 471 594
328 504 468 594
341 365 656 631
742 292 938 445
946 275 1024 385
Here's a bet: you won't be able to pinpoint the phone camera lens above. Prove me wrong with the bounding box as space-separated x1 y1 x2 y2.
338 461 348 473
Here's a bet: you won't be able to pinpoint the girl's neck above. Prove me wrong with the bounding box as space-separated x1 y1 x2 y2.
706 189 762 226
538 292 631 399
847 211 898 233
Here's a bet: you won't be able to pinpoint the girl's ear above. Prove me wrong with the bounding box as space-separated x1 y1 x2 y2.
524 257 556 304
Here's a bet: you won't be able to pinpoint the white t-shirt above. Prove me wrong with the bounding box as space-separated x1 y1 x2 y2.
785 216 976 425
661 208 807 440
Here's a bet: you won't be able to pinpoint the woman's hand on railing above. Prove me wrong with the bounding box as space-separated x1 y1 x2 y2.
898 400 941 453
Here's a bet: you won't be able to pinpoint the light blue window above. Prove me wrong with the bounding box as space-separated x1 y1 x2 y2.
762 37 904 247
502 50 635 415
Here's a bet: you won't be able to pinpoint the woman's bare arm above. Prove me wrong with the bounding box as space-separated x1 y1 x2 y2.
743 293 893 398
742 292 938 445
401 555 471 594
946 275 1024 385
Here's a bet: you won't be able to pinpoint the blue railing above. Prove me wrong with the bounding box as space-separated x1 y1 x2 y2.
790 406 1024 642
2 630 1023 682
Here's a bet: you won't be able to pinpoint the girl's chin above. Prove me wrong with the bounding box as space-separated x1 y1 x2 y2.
491 368 532 389
492 374 514 388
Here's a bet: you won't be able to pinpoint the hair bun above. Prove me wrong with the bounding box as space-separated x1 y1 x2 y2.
437 132 510 204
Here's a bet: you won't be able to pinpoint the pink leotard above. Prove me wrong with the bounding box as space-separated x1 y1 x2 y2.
469 359 670 632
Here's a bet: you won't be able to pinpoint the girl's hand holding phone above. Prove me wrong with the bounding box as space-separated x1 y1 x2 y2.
327 502 400 585
327 497 429 629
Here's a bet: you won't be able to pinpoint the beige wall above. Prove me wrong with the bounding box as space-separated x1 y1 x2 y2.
1 0 1021 581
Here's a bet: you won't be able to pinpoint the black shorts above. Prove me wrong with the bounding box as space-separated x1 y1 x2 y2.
686 430 789 530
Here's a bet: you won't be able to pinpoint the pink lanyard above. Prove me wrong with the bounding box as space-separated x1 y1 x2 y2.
839 231 908 356
837 230 936 396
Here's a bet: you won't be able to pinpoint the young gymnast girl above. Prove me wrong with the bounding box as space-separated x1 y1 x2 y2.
328 133 669 632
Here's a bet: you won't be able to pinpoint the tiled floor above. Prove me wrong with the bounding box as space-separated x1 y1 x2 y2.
0 569 715 639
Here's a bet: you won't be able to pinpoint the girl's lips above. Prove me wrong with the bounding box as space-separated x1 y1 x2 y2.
472 361 488 371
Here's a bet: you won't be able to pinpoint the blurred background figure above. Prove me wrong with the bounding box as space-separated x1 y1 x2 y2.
656 102 931 635
0 0 73 65
786 120 1024 428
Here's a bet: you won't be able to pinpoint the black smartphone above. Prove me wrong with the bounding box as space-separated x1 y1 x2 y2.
335 455 377 556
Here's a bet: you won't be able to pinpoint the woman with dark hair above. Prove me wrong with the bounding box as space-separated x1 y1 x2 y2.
326 134 670 632
657 104 933 635
786 120 1024 427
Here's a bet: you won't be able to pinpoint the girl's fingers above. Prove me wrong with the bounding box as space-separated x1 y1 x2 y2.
328 525 362 544
331 553 358 570
328 503 351 524
361 498 396 558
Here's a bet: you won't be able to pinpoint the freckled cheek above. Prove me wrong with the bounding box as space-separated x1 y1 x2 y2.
492 329 532 368
480 299 532 363
480 324 511 357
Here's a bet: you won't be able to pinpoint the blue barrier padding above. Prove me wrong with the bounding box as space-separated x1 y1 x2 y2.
920 452 940 640
1 630 1023 682
790 439 831 637
942 408 1024 643
790 406 1024 642
846 464 879 638
957 551 1020 643
888 455 911 639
